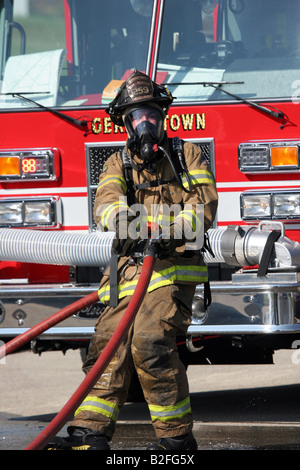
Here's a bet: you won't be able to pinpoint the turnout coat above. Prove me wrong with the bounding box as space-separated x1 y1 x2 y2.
94 139 218 305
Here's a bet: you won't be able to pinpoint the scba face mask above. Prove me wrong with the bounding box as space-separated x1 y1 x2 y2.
124 106 165 162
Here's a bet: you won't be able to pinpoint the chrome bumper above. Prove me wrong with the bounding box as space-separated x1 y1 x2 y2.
191 271 300 335
1 272 300 341
0 283 100 339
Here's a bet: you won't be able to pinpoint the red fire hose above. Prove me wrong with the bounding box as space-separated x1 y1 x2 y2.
25 249 156 450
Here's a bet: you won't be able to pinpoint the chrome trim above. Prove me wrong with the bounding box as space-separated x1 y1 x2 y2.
3 323 300 340
188 324 300 335
149 0 164 80
0 327 94 338
0 283 97 297
3 322 300 338
146 0 160 76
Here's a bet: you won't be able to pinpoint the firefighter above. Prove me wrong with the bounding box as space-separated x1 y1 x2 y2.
46 70 218 450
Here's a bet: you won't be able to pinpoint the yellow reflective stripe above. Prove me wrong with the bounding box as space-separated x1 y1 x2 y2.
182 169 214 188
97 286 111 303
98 265 208 302
74 396 119 422
149 265 208 287
139 214 175 224
175 209 201 232
101 200 129 228
149 397 191 422
97 175 127 193
98 279 138 303
159 214 175 223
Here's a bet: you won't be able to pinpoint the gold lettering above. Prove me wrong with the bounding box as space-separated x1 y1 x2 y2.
92 112 206 135
114 124 124 134
104 117 112 134
164 115 169 131
196 113 205 130
169 114 180 131
181 114 194 130
91 117 102 134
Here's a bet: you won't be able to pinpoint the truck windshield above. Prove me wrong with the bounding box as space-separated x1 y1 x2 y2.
157 0 300 103
0 0 154 109
1 0 299 110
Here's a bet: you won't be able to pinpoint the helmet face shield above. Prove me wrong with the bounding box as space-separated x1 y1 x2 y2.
124 106 164 142
124 105 165 162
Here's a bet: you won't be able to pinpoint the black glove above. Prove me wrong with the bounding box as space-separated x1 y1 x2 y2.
112 214 138 257
158 224 185 259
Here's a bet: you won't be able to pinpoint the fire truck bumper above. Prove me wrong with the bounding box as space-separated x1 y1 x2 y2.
1 271 300 347
0 283 101 342
190 271 300 335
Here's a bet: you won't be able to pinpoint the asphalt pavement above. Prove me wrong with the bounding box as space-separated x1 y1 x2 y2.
1 348 300 451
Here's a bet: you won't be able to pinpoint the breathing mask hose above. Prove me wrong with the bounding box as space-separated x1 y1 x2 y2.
158 145 192 193
0 291 100 361
25 243 157 450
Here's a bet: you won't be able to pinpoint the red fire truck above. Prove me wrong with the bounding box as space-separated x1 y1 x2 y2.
1 0 300 367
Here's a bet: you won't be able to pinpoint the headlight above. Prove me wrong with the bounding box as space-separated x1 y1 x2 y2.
0 202 23 224
241 194 271 220
241 191 300 221
24 202 53 225
273 193 300 218
0 197 62 228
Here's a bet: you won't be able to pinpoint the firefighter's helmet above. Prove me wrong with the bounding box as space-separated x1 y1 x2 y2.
106 70 173 163
106 70 173 127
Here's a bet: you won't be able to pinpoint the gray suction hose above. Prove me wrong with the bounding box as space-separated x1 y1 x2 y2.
0 223 298 269
0 229 114 267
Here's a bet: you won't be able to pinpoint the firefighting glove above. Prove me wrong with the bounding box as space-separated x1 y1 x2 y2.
112 214 138 257
158 224 185 259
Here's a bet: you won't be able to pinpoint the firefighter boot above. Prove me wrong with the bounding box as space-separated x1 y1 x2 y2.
146 432 198 450
44 426 110 450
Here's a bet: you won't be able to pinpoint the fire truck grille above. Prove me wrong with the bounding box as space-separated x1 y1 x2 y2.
89 145 125 185
87 140 214 231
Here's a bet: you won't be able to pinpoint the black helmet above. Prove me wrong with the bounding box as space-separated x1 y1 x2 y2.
106 70 173 127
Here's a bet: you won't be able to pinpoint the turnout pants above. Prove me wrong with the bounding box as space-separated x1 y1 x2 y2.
71 283 196 440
